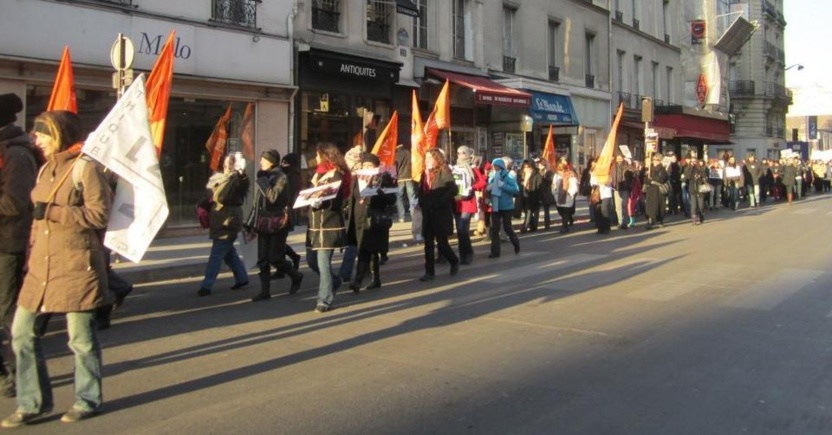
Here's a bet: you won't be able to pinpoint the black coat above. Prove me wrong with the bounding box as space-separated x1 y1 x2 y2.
418 166 456 238
520 170 543 209
683 164 706 195
347 178 395 254
395 146 413 181
645 164 668 220
209 172 249 241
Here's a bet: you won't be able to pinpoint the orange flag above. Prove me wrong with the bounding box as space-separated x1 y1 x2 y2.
424 110 439 150
591 103 625 185
240 102 255 161
434 79 450 130
206 105 233 172
47 46 77 113
145 30 176 156
410 90 426 183
371 111 398 168
541 125 557 170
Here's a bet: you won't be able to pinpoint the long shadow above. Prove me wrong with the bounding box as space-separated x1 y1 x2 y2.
100 254 679 414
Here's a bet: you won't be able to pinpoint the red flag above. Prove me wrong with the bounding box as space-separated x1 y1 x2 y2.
240 102 255 161
410 90 426 183
145 30 176 156
541 125 557 170
434 79 450 130
371 112 398 168
47 46 77 113
206 105 233 172
591 103 625 185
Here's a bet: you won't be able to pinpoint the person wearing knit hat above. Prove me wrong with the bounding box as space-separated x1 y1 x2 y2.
0 93 37 401
452 145 485 265
486 157 520 258
260 149 281 167
0 94 23 127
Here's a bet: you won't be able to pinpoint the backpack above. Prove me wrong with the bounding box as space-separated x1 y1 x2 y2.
452 166 473 198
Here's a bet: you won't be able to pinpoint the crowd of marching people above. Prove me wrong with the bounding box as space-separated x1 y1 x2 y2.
2 91 831 427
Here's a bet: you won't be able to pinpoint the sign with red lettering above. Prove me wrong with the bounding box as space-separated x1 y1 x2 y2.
696 74 708 106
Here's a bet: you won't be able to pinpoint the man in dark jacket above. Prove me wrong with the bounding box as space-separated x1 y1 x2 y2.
610 154 633 229
0 93 39 397
395 143 416 222
743 154 764 208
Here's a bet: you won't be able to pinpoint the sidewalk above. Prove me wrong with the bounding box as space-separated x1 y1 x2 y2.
114 199 591 285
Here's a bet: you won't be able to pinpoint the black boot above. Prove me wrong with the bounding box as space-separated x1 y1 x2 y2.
350 260 369 293
646 218 653 230
252 271 271 302
288 270 304 295
363 256 381 290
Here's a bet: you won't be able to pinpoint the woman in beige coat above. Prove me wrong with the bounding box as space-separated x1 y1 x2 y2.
2 111 112 428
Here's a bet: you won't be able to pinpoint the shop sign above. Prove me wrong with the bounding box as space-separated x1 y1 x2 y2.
476 93 531 107
310 52 399 83
529 92 577 125
696 74 708 106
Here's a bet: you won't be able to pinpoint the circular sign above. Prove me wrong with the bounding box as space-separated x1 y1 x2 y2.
110 35 135 71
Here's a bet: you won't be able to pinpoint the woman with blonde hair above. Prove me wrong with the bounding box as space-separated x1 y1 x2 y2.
417 148 459 281
3 111 111 427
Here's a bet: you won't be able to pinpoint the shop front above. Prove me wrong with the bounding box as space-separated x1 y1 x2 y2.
653 106 731 160
528 91 580 162
297 47 402 166
421 68 531 164
0 3 294 232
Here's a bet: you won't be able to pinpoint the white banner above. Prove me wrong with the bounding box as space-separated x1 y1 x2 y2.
82 75 169 263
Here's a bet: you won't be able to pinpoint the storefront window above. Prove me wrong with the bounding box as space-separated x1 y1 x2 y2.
24 85 253 228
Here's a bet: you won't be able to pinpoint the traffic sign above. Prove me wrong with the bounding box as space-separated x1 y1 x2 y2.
110 34 135 71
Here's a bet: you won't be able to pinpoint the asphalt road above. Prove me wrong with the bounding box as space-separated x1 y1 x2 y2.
7 195 832 434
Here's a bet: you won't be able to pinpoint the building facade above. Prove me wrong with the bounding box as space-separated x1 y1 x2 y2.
0 0 294 231
727 0 791 160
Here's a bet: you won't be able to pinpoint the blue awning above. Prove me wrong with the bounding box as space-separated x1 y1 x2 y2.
528 91 579 126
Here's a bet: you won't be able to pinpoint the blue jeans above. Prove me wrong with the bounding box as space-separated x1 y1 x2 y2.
396 180 417 220
12 307 101 413
307 248 336 307
454 212 472 257
339 244 357 281
201 238 248 289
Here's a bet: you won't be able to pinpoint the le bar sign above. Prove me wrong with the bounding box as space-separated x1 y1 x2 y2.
310 52 398 83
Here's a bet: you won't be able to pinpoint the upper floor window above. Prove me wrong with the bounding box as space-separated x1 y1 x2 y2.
212 0 259 28
634 55 642 96
453 0 473 61
312 0 341 33
585 32 596 87
547 20 561 81
503 6 517 73
367 0 393 44
412 0 428 49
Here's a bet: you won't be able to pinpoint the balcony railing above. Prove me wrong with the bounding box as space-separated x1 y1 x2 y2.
633 94 644 110
633 19 640 30
615 10 623 22
548 65 559 82
91 0 133 5
312 4 340 33
585 74 595 88
728 80 756 96
664 34 671 43
212 0 258 28
763 81 789 99
617 92 632 108
503 56 516 74
653 99 664 107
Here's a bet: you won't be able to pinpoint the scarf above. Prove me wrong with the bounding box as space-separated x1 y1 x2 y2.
315 162 351 198
455 156 475 184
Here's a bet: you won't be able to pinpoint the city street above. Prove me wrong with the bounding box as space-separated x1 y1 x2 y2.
8 196 832 434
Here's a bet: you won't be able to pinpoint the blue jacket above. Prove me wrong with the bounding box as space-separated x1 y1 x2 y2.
487 169 519 211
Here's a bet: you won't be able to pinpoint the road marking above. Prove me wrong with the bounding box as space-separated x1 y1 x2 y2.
491 253 607 284
722 268 823 311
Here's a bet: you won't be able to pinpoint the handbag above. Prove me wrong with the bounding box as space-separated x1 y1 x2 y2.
196 198 213 229
256 209 289 234
697 183 712 194
658 181 670 195
589 186 601 205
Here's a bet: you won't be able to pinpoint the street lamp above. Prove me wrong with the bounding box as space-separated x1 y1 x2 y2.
785 64 804 71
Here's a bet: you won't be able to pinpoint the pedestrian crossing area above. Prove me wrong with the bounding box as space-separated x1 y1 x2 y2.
369 245 831 318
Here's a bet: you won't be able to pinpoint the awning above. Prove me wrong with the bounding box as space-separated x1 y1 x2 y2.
654 114 731 143
620 121 677 139
528 91 579 125
427 68 532 107
396 0 419 17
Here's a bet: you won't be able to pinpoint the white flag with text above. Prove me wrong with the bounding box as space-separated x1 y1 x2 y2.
82 75 169 263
